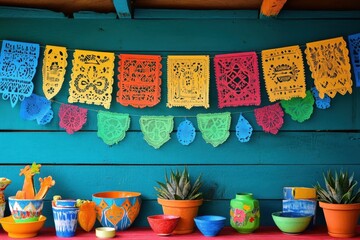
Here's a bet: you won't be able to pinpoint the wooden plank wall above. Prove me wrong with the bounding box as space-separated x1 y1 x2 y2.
0 9 359 228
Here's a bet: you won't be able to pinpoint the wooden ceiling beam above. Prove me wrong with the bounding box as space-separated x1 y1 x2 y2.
0 0 359 15
134 0 261 10
0 0 116 15
260 0 287 17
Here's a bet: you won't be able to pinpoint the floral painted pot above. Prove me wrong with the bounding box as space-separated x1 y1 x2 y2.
52 206 79 238
230 193 260 233
92 191 141 231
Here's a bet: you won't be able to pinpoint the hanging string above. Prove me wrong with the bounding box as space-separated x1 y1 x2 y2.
49 97 257 118
0 39 309 58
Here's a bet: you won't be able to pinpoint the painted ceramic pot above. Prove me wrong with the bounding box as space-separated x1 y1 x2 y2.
0 178 11 203
0 178 11 218
230 193 260 234
52 206 79 238
8 196 43 223
55 199 77 208
92 191 141 231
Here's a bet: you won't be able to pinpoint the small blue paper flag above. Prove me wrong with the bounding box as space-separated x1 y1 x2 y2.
348 33 360 87
236 113 253 143
38 109 54 125
177 119 196 146
311 87 331 110
20 94 53 125
0 40 40 107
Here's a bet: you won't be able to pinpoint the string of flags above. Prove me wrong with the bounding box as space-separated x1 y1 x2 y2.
0 32 359 149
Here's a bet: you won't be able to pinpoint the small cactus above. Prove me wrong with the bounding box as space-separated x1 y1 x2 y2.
155 167 203 200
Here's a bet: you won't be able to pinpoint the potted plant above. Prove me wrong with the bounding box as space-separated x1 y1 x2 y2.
315 170 360 238
155 167 203 234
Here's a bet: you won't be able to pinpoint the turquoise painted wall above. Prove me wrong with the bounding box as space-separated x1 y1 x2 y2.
0 9 359 227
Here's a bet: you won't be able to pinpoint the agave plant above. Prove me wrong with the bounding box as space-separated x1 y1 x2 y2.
315 170 360 204
155 167 203 200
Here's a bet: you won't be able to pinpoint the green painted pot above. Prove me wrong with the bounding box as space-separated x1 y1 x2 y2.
230 193 260 234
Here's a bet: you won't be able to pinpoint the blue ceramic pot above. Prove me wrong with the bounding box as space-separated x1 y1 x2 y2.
52 206 79 238
92 191 141 231
55 199 77 208
8 196 43 223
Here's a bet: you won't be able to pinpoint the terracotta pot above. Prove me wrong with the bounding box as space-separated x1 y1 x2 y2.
319 202 360 238
157 198 203 234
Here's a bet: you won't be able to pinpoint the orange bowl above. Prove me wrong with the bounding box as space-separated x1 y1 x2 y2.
92 191 141 231
0 215 46 238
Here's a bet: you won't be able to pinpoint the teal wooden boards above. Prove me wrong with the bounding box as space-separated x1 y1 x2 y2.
0 132 359 164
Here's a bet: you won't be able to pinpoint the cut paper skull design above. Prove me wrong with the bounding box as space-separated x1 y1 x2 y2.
305 37 353 99
69 50 115 109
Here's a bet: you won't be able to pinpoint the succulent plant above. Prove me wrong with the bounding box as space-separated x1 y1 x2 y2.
315 170 360 204
155 167 203 200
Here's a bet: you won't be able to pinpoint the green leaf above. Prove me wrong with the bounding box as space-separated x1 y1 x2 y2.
316 170 360 204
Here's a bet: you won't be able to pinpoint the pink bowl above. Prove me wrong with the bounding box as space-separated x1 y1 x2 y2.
147 215 180 236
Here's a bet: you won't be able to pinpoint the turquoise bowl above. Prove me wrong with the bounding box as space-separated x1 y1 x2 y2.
92 191 141 231
272 211 313 234
194 215 226 237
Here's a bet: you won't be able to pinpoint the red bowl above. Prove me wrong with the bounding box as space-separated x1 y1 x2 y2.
147 215 180 236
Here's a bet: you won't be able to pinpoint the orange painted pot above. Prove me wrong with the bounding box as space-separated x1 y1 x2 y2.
319 202 360 238
157 198 203 234
92 191 141 231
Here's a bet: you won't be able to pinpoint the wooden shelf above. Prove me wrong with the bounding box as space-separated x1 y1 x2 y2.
1 226 359 239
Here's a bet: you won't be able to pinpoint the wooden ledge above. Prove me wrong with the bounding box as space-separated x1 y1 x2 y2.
1 226 359 239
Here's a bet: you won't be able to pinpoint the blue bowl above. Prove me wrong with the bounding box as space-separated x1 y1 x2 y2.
194 215 226 237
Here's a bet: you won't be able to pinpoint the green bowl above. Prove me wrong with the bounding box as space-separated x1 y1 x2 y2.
272 211 312 234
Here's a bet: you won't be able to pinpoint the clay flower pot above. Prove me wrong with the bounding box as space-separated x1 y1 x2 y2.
157 198 203 234
319 202 360 238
